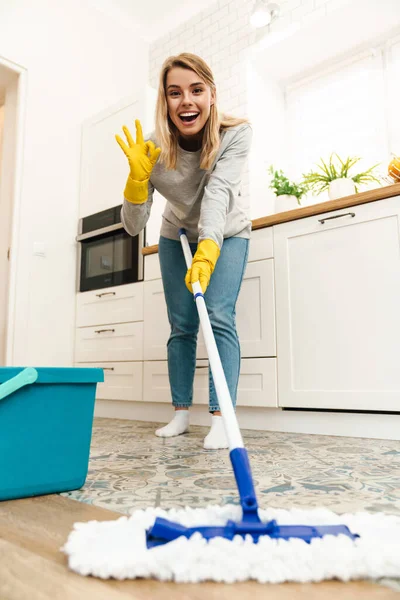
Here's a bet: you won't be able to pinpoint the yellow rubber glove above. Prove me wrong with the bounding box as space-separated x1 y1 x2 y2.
115 119 161 204
185 239 220 294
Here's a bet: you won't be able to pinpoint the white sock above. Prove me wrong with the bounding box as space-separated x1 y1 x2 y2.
203 415 229 450
155 410 189 438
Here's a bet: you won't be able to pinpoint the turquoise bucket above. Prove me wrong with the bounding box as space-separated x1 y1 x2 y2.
0 367 103 501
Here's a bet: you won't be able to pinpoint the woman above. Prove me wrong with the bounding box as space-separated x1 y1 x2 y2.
116 53 252 450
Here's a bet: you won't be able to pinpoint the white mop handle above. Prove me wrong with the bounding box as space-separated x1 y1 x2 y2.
180 231 244 450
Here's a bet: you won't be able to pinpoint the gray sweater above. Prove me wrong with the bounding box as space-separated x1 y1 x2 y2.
121 122 252 248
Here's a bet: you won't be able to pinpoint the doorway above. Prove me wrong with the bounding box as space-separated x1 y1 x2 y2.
0 56 26 365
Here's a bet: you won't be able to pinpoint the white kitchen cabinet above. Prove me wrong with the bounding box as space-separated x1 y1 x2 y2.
76 283 143 327
75 361 143 402
274 196 400 411
143 358 277 407
75 321 143 363
144 258 276 361
79 89 156 218
143 278 170 360
232 259 276 358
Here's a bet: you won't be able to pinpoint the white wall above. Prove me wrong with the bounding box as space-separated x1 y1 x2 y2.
0 102 7 364
0 0 148 366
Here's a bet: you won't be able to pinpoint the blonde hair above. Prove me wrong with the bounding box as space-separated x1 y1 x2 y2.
155 53 248 171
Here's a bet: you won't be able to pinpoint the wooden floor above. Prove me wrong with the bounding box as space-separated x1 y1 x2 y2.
0 495 397 599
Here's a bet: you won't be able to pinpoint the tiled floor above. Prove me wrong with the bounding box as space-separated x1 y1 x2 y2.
62 417 400 518
60 418 400 591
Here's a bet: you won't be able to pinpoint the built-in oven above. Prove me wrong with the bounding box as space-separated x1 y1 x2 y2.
76 205 144 292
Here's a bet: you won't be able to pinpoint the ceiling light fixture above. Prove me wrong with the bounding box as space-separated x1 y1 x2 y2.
250 1 280 28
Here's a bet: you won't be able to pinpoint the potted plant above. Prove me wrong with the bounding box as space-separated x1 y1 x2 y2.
302 153 381 200
268 166 308 212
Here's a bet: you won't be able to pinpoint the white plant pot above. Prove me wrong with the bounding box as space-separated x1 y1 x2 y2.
328 178 356 200
274 194 300 213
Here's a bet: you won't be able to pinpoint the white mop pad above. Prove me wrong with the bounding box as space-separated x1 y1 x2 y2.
62 505 400 583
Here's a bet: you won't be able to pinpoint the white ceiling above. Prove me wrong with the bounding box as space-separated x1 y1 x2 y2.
87 0 219 42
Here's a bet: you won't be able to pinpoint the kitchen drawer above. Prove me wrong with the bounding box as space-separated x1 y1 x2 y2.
74 361 143 402
143 358 277 407
76 283 143 327
75 322 143 362
248 228 273 262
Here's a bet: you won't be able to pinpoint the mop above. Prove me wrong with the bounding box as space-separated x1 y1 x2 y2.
62 230 400 583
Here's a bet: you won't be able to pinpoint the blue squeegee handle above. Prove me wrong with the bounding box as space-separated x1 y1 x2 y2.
179 229 259 519
0 367 38 401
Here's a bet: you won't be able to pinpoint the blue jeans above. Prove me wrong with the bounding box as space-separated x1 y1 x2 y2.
158 235 249 413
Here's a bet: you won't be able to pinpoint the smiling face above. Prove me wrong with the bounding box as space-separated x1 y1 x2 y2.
165 67 215 141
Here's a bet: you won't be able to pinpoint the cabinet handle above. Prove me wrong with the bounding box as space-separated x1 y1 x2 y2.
95 292 116 298
94 328 115 334
102 367 115 371
195 365 208 369
318 212 355 224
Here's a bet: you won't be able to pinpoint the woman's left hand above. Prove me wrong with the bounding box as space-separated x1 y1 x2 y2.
185 239 220 294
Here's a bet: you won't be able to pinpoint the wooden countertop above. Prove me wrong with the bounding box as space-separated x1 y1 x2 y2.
142 182 400 256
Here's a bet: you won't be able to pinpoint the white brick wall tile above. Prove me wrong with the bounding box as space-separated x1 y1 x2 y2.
233 34 251 54
208 42 221 57
223 54 240 70
211 4 230 23
195 16 211 32
216 45 231 62
228 16 244 34
200 3 219 21
203 20 220 37
175 24 188 40
212 26 229 44
186 14 203 30
190 31 203 46
222 29 242 50
236 1 252 18
222 9 239 27
169 42 181 55
179 27 195 44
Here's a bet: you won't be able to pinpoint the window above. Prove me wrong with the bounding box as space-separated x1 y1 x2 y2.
387 37 400 155
285 39 398 199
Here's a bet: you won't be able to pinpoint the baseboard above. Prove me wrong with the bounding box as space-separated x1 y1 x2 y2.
94 401 400 440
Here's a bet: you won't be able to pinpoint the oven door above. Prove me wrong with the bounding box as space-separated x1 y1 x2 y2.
78 227 144 292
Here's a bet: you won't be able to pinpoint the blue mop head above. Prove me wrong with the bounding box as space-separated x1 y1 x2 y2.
147 448 358 548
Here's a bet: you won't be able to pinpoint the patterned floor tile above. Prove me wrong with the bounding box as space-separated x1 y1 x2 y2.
61 418 400 519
